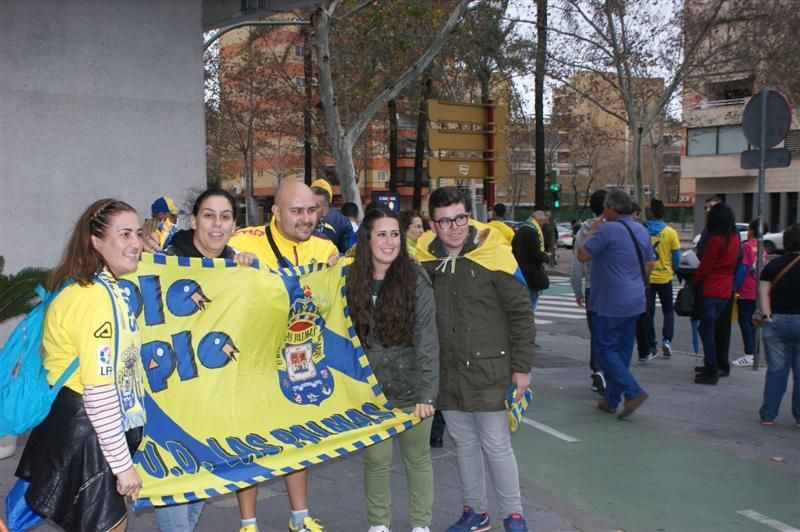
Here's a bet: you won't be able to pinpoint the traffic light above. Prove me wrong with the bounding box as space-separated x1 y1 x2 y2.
550 184 561 208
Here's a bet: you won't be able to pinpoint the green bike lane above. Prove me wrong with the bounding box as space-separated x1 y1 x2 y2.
510 385 800 532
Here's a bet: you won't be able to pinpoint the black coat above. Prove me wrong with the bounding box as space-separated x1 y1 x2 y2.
512 224 550 291
163 229 236 259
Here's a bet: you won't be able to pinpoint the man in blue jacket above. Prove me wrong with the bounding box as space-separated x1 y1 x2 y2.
311 179 356 253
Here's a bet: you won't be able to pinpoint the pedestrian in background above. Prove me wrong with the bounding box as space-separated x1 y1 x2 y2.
400 210 425 258
578 189 654 419
732 219 768 368
631 202 657 362
695 196 737 378
571 189 607 394
645 199 681 359
691 203 740 385
341 201 360 234
311 178 356 253
757 224 800 427
346 206 439 532
513 210 550 313
487 203 515 244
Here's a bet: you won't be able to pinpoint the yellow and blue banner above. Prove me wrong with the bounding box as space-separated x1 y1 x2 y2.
121 254 416 507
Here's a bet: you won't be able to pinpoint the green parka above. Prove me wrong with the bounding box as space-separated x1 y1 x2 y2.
422 226 535 411
362 265 439 409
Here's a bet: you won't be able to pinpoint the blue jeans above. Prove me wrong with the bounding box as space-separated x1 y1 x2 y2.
737 299 757 354
699 296 729 370
759 314 800 423
594 315 645 409
647 281 674 349
529 289 541 313
585 288 599 373
154 500 204 532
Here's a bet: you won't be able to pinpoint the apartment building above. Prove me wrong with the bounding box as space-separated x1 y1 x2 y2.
680 1 800 232
549 72 676 207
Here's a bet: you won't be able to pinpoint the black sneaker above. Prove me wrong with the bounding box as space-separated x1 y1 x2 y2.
591 372 606 394
639 350 659 363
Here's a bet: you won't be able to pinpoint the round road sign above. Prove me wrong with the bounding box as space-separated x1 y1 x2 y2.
741 90 792 149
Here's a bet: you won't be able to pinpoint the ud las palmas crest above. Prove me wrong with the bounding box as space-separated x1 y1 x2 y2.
279 284 333 406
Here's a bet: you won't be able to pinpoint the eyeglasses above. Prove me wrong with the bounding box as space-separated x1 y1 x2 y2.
433 213 469 229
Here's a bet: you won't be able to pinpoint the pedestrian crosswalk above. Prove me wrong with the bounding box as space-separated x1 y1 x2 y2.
535 279 681 326
535 293 585 325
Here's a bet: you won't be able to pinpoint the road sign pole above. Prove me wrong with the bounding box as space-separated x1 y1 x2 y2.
753 89 768 371
484 100 496 209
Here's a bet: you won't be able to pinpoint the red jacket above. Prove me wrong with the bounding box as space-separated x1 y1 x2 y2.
692 233 740 298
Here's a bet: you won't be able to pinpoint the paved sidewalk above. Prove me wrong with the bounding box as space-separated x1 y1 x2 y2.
2 321 798 531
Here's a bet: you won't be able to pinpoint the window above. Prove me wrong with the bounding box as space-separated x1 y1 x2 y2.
785 130 800 156
687 127 717 155
294 45 304 58
293 76 305 88
687 126 750 156
788 192 798 228
376 171 389 183
704 77 753 101
744 193 753 223
770 193 780 232
718 126 747 154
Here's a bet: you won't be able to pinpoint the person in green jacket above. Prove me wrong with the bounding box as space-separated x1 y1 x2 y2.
417 187 534 532
346 205 439 532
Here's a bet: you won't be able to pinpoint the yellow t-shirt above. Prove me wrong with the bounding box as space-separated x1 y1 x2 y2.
42 273 146 429
487 220 515 244
649 224 681 284
229 221 339 269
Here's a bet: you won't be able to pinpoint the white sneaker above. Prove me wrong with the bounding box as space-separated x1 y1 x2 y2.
732 355 754 367
367 526 391 532
411 528 430 532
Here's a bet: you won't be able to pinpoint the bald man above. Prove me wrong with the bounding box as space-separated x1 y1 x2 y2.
230 180 339 270
228 180 337 532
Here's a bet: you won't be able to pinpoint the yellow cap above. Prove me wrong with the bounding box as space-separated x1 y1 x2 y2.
310 179 333 201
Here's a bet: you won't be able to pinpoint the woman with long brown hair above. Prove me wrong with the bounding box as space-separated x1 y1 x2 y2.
15 199 146 531
346 205 439 532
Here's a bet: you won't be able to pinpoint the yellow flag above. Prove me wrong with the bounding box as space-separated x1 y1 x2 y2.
123 254 416 507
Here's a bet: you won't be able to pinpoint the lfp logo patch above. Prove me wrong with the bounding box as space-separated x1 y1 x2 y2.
98 345 113 376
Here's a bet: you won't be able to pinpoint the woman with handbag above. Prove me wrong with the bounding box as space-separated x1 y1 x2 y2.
757 224 800 427
691 203 740 384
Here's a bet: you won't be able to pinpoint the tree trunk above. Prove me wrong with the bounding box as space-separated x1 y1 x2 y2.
245 150 258 226
571 176 579 211
648 128 661 200
631 125 646 219
534 0 547 210
312 0 469 214
413 68 432 211
303 26 313 186
583 176 594 209
388 98 398 192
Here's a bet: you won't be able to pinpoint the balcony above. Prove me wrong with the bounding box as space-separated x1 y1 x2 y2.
683 100 746 128
687 98 747 111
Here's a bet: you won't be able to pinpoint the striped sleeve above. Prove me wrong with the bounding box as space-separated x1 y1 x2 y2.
84 384 133 475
